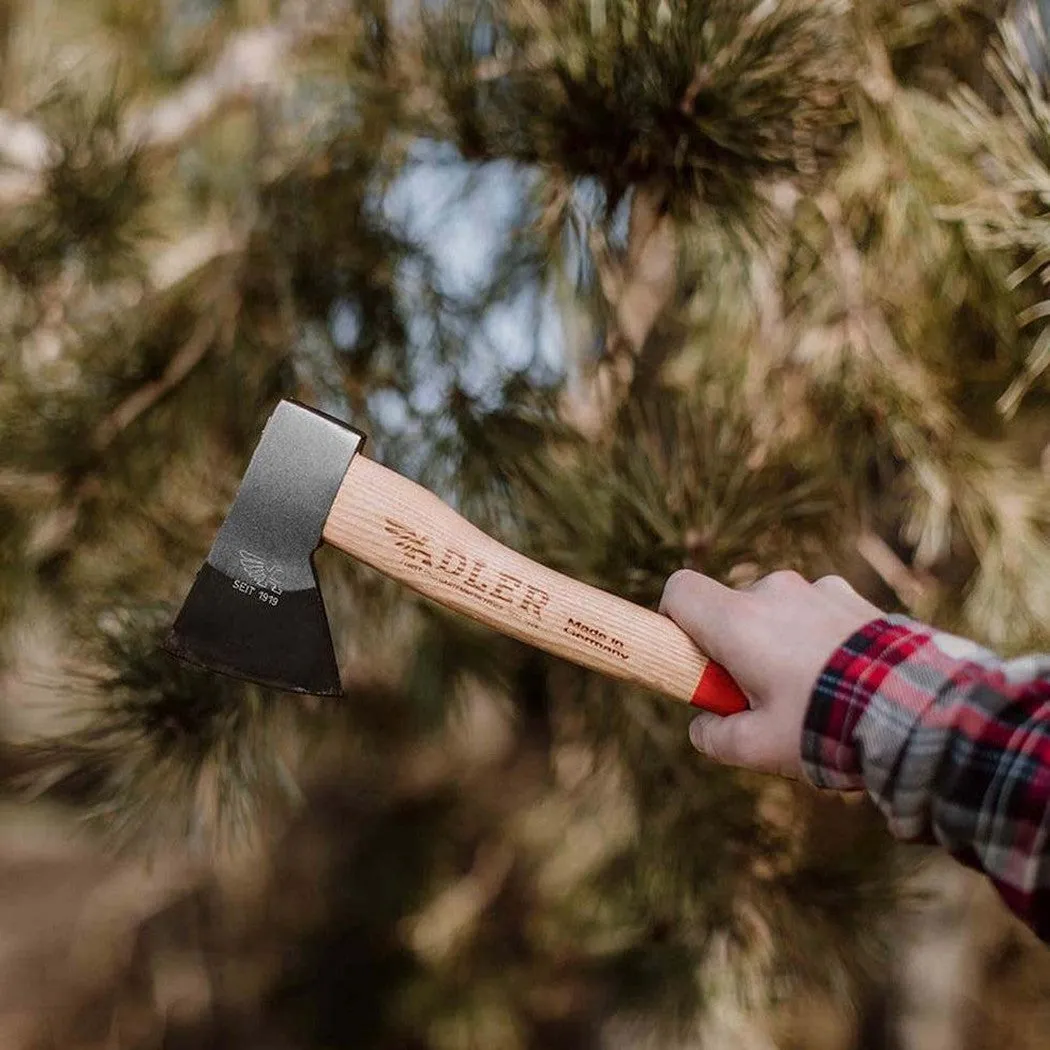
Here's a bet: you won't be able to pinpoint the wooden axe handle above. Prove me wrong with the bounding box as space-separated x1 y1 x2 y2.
323 456 748 716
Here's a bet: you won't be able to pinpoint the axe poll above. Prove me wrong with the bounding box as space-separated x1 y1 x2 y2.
165 400 748 716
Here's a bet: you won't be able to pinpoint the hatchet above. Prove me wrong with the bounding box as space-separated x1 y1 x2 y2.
164 400 748 715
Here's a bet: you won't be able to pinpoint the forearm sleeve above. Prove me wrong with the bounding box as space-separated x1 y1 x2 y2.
801 615 1050 941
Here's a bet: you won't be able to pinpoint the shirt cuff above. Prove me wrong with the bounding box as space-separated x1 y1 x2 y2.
801 615 935 791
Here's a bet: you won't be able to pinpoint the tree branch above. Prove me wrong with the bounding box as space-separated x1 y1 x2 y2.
0 112 52 207
92 314 222 454
0 111 51 171
0 471 61 499
562 186 677 438
25 308 231 563
147 224 242 293
0 169 41 207
124 26 295 154
855 529 933 612
0 7 351 205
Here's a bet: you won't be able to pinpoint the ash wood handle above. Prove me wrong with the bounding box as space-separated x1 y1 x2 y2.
322 456 748 715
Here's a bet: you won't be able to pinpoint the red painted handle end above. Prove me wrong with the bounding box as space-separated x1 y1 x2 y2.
690 661 749 716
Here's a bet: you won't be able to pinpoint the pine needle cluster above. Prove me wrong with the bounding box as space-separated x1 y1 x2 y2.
423 0 853 216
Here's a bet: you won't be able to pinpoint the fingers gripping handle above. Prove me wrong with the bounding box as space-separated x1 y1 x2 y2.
322 457 748 716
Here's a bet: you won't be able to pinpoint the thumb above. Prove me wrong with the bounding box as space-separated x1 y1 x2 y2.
689 712 751 767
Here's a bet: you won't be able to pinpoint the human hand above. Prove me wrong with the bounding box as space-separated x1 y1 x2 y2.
659 570 882 778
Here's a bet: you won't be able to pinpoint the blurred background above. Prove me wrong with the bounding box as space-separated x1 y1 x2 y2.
1 0 1049 1046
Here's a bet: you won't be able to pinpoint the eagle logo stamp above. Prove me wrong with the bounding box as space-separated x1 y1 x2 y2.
238 550 285 594
384 519 434 567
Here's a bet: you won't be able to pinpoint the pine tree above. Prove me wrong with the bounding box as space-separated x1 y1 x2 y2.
0 1 1048 1047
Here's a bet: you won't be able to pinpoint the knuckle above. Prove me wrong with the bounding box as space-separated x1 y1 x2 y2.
660 569 698 611
751 569 804 594
813 573 847 589
724 718 750 764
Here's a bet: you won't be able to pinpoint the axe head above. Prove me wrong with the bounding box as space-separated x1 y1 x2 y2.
164 400 365 695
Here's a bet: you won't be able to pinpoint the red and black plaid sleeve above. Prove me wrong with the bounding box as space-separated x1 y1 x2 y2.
801 615 1050 942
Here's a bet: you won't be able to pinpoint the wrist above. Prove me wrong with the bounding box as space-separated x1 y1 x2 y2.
800 615 925 790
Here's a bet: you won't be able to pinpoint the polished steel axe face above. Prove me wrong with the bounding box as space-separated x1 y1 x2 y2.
164 402 365 695
166 400 749 715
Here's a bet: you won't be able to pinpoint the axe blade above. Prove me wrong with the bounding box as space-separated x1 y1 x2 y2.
164 401 365 695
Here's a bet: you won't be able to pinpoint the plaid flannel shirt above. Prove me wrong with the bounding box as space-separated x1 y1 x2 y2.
802 614 1050 942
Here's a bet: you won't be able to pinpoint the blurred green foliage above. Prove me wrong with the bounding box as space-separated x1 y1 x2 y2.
0 0 1048 1047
